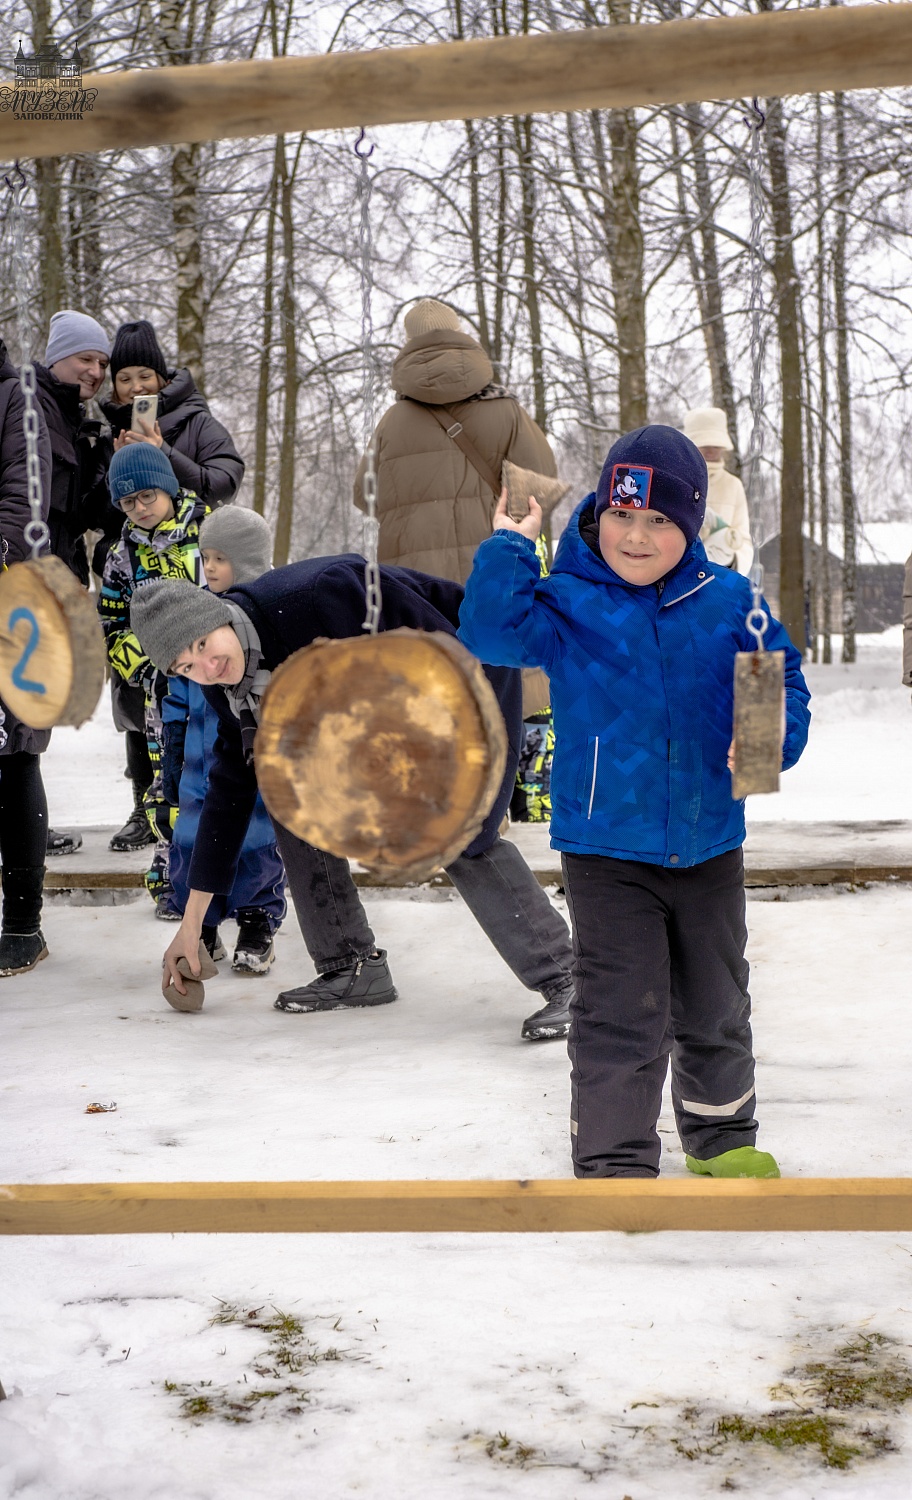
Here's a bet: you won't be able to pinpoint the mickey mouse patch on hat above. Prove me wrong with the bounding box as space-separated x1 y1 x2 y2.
608 464 653 510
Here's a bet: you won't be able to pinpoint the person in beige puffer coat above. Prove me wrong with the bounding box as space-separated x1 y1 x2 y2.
683 406 754 576
354 299 558 584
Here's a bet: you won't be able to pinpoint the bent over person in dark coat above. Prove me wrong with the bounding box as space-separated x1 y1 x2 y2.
130 558 575 1040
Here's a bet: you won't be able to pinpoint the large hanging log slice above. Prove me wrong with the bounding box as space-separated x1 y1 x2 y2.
255 629 508 881
0 557 106 729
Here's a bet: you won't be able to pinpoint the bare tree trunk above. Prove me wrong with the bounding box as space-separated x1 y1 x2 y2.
70 2 103 320
763 87 806 653
454 2 491 349
252 150 279 518
513 111 547 435
606 0 646 430
31 0 66 330
171 142 206 389
272 133 299 566
681 101 741 474
815 93 833 664
833 89 857 664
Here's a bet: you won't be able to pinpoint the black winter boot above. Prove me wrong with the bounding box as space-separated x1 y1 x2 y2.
110 783 156 852
0 866 49 976
233 908 275 975
275 950 397 1013
521 982 574 1041
202 926 227 963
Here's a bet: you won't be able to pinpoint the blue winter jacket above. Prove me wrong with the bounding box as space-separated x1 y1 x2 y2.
458 498 811 868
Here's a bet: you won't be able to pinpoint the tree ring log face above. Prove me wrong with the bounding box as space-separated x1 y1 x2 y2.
0 557 106 729
255 629 508 881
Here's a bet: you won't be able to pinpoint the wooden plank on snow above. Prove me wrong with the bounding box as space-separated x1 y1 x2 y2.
3 1179 912 1234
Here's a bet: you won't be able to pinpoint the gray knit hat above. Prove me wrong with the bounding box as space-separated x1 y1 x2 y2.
45 309 111 367
199 507 272 584
130 579 233 673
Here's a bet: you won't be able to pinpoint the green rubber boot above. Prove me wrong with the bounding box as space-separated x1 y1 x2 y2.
685 1146 781 1180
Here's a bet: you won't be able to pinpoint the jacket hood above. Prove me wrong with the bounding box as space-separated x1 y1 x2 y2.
0 340 16 382
102 367 209 429
552 495 708 594
392 329 494 406
35 362 85 423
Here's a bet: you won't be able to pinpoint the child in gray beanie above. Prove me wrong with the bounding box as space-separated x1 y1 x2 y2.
199 507 272 593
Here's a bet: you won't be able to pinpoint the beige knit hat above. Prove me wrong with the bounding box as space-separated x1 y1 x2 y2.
682 406 733 451
403 299 462 339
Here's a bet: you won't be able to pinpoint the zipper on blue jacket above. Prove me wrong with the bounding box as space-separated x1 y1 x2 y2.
587 739 599 819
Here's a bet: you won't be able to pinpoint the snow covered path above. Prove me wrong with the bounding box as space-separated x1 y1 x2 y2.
3 884 912 1497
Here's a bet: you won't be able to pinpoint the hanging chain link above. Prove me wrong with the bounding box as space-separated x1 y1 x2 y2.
355 129 381 635
5 162 50 561
744 100 768 650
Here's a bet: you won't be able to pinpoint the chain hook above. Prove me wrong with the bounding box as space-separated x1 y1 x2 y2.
355 131 381 633
3 159 28 195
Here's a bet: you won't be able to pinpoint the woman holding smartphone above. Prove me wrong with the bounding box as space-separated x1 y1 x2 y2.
101 319 246 859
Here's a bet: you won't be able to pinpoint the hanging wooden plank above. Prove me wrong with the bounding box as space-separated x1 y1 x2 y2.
2 5 911 161
3 1178 912 1235
731 648 786 799
0 557 106 729
254 629 507 883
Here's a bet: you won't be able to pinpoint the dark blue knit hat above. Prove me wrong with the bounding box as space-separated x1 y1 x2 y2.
108 443 179 506
594 425 707 545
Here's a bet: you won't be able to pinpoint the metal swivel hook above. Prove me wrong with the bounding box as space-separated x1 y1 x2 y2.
3 160 27 194
742 97 767 133
354 128 375 159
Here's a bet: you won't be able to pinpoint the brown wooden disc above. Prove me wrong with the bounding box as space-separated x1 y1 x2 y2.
0 556 107 729
255 628 508 881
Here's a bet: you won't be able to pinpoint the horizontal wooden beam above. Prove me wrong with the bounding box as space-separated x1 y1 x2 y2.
2 5 911 162
3 1178 912 1234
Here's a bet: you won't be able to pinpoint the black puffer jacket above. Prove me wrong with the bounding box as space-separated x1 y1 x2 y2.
102 368 244 507
0 341 53 756
34 363 114 585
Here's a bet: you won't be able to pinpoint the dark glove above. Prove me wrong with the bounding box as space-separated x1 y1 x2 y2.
161 719 188 806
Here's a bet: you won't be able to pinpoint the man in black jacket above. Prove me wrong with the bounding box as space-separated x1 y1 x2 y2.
33 310 116 857
34 310 114 587
131 559 575 1041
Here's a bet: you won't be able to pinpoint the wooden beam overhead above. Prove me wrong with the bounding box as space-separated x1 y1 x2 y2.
3 1178 912 1234
2 5 911 162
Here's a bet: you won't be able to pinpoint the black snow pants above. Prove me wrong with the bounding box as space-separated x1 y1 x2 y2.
563 848 757 1178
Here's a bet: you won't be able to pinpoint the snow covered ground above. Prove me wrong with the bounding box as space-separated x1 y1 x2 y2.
4 629 912 1498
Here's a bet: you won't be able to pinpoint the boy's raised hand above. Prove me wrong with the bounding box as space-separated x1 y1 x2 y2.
494 486 543 542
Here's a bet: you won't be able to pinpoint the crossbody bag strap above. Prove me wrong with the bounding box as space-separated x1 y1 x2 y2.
408 399 502 498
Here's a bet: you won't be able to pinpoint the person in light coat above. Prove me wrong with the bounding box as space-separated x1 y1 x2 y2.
683 407 754 575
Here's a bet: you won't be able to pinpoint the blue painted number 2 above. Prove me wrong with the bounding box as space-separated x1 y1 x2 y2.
9 607 46 695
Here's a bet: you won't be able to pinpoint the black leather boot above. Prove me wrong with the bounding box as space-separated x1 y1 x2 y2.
275 950 397 1012
0 866 49 976
109 782 156 852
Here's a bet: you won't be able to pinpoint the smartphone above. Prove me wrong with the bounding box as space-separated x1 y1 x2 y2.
131 394 159 432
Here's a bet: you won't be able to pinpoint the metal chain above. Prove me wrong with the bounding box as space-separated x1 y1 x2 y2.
355 129 381 635
5 163 50 561
744 100 768 650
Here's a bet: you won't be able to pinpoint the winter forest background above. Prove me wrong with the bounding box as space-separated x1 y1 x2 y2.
2 0 912 662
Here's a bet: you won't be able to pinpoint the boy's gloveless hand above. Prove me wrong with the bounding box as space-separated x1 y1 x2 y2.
493 486 543 542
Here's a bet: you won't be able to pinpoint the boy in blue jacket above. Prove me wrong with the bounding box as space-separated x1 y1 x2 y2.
459 426 811 1180
160 507 286 972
